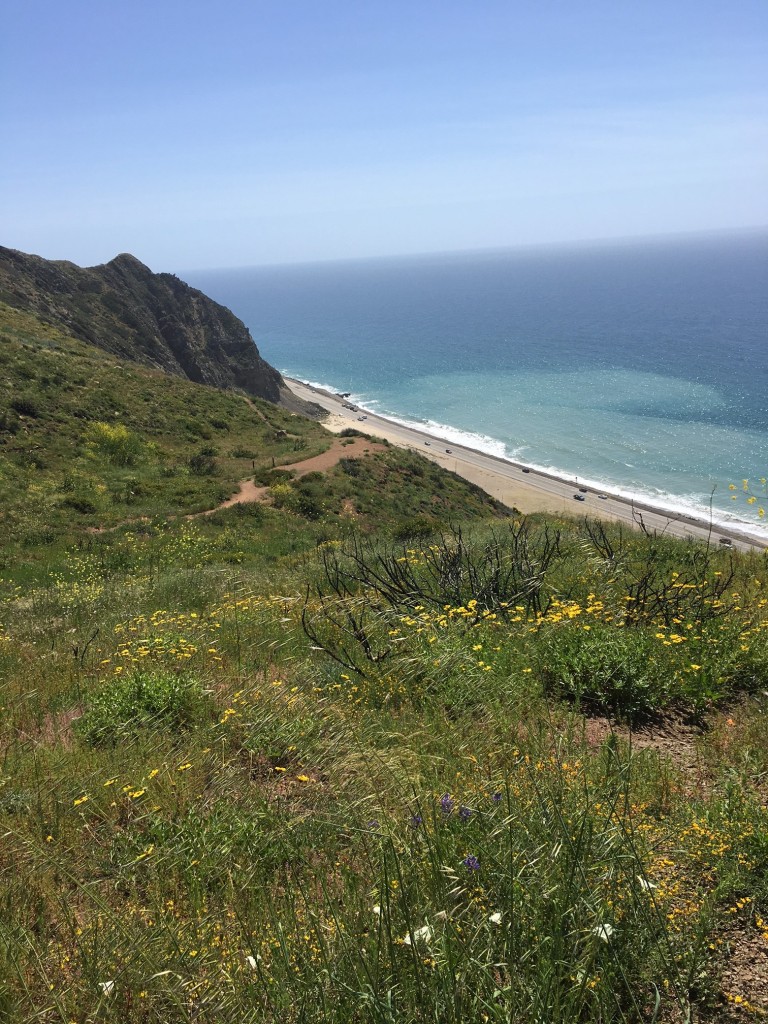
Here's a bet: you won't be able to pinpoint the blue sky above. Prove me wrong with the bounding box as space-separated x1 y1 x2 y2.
2 0 766 271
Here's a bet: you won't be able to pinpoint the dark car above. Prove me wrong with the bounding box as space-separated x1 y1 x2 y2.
445 448 453 454
522 467 531 473
578 487 588 493
573 493 586 502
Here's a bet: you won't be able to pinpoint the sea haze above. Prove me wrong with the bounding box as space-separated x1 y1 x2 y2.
187 230 768 533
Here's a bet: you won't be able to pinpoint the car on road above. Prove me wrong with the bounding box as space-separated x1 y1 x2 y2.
597 493 608 500
578 487 588 493
445 449 453 454
573 493 586 501
424 441 430 446
522 468 531 473
719 537 733 546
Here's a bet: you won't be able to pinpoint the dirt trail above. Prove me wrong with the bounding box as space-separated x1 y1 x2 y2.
207 435 383 513
87 436 383 532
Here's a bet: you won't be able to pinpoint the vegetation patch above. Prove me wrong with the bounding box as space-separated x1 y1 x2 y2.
76 669 212 746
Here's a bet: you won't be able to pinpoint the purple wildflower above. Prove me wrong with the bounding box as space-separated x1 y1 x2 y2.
492 792 503 803
463 855 480 871
410 814 423 829
367 820 380 832
440 793 454 815
459 806 472 821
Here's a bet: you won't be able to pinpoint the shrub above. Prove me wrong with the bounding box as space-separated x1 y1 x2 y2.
188 450 218 476
536 621 668 720
184 417 213 439
61 494 99 514
10 394 40 418
270 483 295 509
253 467 294 486
294 492 324 520
85 421 144 467
392 515 439 541
77 669 211 746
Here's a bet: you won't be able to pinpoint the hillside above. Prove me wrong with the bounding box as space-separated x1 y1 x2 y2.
0 245 315 411
0 302 507 564
1 303 768 1021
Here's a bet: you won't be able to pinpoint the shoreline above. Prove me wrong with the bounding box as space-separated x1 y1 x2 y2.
286 377 768 553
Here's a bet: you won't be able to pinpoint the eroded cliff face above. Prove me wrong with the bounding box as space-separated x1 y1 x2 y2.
0 247 308 410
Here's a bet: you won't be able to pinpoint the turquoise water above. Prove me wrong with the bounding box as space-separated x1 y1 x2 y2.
187 231 768 535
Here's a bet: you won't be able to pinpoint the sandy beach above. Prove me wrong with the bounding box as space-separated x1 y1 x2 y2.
287 378 768 553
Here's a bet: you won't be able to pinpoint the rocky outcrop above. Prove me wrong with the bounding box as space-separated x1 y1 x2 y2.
0 246 316 412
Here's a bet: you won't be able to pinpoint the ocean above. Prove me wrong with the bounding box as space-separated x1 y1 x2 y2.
186 230 768 536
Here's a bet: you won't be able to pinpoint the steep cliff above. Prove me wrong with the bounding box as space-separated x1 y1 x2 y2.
0 246 314 412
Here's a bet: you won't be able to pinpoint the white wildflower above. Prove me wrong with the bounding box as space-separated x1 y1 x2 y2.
591 923 614 942
99 980 115 995
245 954 261 969
402 923 432 947
372 905 381 917
489 912 503 926
637 876 657 891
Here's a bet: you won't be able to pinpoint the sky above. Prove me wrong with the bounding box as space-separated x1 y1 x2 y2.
2 0 767 272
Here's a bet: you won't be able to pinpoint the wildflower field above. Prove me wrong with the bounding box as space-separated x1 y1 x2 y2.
2 309 768 1021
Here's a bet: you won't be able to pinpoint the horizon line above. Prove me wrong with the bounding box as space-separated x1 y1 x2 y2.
180 223 768 276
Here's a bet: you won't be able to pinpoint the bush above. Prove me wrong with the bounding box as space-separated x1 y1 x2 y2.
253 467 294 486
85 421 144 467
270 483 295 509
188 450 218 476
536 621 668 720
10 394 40 418
77 669 211 746
392 515 439 541
294 492 324 520
61 494 99 514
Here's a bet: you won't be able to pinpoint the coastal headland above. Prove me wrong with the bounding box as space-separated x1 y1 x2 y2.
287 378 768 553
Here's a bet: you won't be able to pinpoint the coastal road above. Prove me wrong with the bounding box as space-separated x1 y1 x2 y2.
288 379 768 553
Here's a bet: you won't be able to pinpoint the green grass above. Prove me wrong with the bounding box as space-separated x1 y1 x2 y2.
2 306 768 1021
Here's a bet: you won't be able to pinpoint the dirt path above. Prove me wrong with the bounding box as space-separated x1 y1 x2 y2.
207 435 383 513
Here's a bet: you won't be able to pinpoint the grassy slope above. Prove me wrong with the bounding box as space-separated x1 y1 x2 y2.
1 307 768 1021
